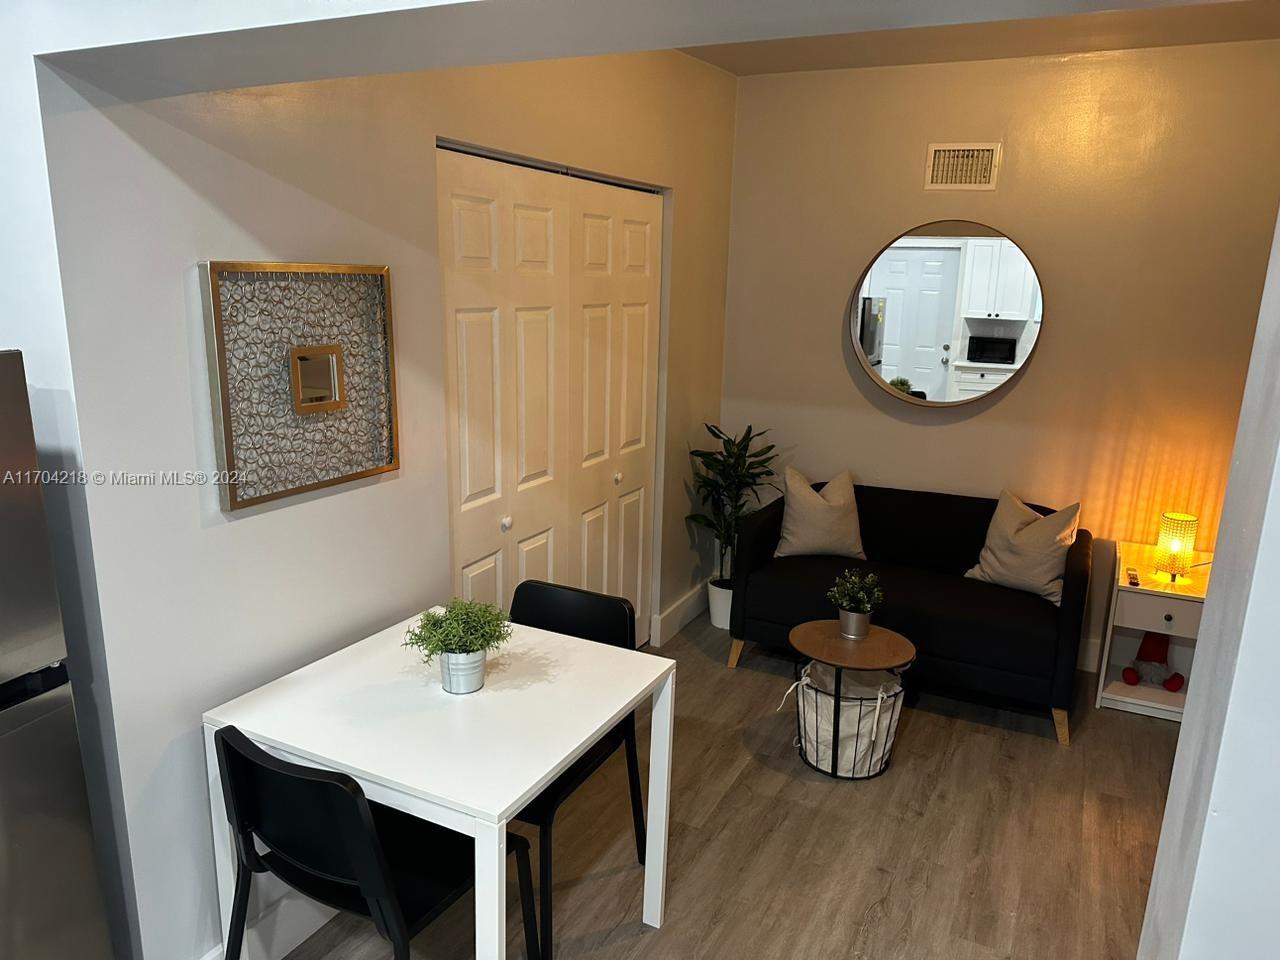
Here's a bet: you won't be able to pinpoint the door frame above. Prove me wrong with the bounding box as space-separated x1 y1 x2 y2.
433 139 672 646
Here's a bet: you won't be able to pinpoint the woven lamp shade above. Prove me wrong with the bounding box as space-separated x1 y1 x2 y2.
1155 512 1199 580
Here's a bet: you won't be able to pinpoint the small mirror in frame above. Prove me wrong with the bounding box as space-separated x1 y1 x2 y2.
290 344 346 415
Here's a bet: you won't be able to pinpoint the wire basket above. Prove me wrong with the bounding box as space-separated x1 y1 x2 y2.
793 661 905 780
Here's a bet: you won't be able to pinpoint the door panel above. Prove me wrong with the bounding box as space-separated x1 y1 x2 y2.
456 307 501 507
517 528 554 584
580 304 612 465
619 303 649 453
617 487 645 612
439 149 661 637
461 551 503 605
515 307 553 489
580 502 609 593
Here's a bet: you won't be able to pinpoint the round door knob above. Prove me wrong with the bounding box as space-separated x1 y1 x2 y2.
500 515 513 532
613 472 623 485
941 356 949 366
979 373 986 379
1164 613 1173 623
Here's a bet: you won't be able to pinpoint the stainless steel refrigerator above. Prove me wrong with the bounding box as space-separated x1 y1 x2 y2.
0 350 113 958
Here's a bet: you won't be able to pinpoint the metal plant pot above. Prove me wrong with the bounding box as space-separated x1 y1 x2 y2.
440 650 487 694
839 609 871 641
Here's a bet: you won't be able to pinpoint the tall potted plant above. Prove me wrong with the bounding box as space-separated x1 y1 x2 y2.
688 423 778 629
403 599 512 694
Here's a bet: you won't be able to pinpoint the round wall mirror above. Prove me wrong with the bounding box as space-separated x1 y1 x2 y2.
849 220 1043 406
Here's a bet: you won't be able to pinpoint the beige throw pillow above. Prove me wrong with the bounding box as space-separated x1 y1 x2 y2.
966 490 1080 604
774 467 866 559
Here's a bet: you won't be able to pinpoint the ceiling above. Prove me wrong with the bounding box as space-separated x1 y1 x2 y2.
41 0 1246 102
682 0 1280 75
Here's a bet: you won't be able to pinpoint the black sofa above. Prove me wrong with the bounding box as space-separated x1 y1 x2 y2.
729 483 1092 744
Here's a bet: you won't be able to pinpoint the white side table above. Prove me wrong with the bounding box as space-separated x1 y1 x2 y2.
1095 541 1212 722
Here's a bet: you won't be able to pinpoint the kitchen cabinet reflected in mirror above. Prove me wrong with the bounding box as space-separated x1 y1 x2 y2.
850 220 1042 406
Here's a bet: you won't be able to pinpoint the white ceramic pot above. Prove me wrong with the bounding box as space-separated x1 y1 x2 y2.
440 650 487 694
839 609 871 641
708 579 733 630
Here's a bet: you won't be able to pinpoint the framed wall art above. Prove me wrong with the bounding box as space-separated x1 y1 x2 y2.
199 261 399 511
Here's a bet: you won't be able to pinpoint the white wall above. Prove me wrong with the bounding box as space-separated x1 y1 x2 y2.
38 47 738 959
38 66 456 960
1139 209 1280 960
4 6 472 958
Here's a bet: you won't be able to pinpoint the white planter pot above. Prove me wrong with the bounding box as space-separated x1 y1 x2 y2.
440 650 487 694
708 579 733 630
839 609 871 641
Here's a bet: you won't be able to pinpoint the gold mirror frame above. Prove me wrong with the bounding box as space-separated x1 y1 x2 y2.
200 261 399 511
848 220 1044 408
289 344 347 415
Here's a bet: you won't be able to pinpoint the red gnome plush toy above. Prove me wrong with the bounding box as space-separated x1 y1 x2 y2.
1122 631 1185 692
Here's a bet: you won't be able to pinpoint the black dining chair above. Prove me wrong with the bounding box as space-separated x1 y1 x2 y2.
508 579 647 960
214 725 540 960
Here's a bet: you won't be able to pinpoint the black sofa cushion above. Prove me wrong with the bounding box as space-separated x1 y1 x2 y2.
742 555 1060 679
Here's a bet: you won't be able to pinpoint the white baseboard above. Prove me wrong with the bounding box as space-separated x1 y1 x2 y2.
649 579 708 647
196 891 335 960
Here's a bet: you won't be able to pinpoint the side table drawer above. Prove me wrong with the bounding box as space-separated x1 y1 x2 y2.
1114 591 1202 637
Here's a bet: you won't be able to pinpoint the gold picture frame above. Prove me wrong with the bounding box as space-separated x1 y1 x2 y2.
200 261 399 511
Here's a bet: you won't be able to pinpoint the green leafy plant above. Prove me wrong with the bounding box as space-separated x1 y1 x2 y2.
888 376 913 395
826 570 884 614
687 423 779 584
403 598 512 664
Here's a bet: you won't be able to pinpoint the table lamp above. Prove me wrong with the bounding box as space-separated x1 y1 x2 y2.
1155 511 1198 582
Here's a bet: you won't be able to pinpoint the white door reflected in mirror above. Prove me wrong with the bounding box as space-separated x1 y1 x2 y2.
849 220 1042 406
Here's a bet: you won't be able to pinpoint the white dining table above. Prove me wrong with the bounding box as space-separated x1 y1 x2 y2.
202 614 676 960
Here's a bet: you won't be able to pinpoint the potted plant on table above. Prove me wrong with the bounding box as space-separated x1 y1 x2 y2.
827 570 884 641
403 598 512 694
687 423 779 630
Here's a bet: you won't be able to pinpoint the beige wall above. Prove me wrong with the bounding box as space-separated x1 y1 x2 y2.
41 50 733 960
156 52 736 608
722 41 1280 561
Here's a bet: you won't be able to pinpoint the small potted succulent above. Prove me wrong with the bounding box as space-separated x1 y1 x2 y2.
403 598 512 694
888 376 913 395
826 570 884 641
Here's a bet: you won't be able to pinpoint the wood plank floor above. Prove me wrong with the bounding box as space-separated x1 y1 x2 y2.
286 614 1178 960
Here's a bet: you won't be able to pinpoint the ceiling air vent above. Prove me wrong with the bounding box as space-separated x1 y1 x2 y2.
924 142 1001 191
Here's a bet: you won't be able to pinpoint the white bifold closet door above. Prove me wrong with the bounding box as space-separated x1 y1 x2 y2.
436 149 662 638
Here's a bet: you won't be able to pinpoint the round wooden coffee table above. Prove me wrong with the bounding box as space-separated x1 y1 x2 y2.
788 620 916 779
789 620 916 673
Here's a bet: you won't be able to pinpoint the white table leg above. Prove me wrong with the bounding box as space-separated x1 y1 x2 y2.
643 669 675 928
204 723 236 956
474 818 507 960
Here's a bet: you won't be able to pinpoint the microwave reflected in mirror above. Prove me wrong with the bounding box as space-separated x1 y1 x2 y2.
849 220 1043 407
290 344 346 415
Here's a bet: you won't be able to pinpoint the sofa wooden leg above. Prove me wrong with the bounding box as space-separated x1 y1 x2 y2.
727 638 745 669
1052 708 1070 747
